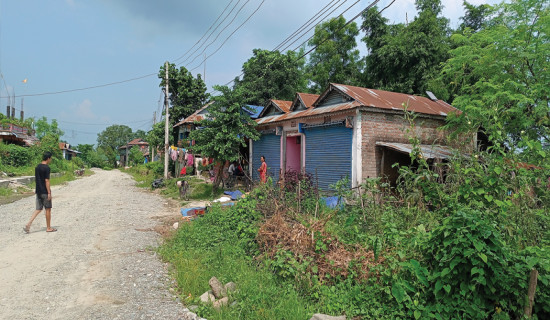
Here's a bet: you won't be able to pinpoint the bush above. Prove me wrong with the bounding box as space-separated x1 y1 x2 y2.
0 143 34 167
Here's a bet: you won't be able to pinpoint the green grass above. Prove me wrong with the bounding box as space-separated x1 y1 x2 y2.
0 187 12 197
159 205 316 320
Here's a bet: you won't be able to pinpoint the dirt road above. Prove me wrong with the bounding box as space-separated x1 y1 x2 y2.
0 169 189 319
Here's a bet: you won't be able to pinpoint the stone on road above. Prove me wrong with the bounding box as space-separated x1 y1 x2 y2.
0 169 187 319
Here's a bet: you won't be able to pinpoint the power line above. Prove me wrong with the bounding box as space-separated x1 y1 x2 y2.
183 0 253 68
0 72 157 99
189 0 267 72
283 0 361 53
209 0 382 95
172 0 237 63
274 0 346 52
178 0 244 65
210 0 394 103
57 118 151 126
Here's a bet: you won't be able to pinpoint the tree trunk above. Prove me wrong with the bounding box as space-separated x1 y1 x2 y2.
212 162 224 192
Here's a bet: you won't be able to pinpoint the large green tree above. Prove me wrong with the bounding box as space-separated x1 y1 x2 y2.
158 63 208 142
459 1 492 32
361 0 450 94
440 0 549 153
307 16 363 93
97 124 133 167
189 85 260 191
34 116 64 139
233 49 307 105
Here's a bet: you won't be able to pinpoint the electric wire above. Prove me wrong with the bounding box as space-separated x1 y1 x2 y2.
57 118 151 126
172 0 237 63
272 0 342 52
0 73 157 98
182 0 253 68
209 0 393 100
282 0 361 53
188 0 267 73
177 0 243 65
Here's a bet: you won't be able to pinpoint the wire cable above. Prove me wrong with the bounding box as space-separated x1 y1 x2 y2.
274 0 347 52
209 0 393 100
172 0 237 63
0 73 157 98
189 0 266 72
176 0 243 64
183 0 253 68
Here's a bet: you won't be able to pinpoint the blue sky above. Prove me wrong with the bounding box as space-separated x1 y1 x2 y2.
0 0 499 146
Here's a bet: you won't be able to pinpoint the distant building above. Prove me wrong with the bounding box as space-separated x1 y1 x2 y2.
119 138 149 165
173 102 264 148
0 123 38 146
59 142 81 160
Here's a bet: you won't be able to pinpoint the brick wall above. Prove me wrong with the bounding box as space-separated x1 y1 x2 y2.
361 111 447 179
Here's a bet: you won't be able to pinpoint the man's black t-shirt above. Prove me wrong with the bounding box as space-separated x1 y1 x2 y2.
35 163 50 195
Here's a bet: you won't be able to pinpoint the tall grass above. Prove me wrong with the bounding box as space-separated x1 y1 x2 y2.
158 204 317 320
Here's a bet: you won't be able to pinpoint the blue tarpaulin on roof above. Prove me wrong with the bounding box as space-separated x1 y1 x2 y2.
245 105 264 119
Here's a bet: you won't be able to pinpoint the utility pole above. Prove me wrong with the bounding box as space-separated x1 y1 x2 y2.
151 111 156 162
125 141 129 167
163 61 170 179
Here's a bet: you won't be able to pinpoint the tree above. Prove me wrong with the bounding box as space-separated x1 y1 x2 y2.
34 116 64 139
234 49 307 105
361 6 390 91
133 129 147 140
128 146 144 166
307 16 363 93
361 0 450 94
97 125 133 167
146 122 171 162
189 85 260 191
158 63 208 142
440 0 549 158
459 1 492 32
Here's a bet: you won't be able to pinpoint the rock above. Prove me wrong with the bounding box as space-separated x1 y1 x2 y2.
172 222 179 229
224 281 237 294
188 305 199 311
209 277 226 299
199 291 215 304
212 297 229 310
310 314 346 320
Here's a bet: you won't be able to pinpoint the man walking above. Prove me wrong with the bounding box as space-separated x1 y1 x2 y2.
23 151 57 233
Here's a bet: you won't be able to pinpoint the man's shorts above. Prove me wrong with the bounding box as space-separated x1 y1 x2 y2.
36 194 52 210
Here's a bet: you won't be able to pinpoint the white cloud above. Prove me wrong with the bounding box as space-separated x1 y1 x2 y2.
74 99 95 119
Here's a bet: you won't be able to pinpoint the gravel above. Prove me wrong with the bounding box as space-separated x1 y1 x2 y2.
0 168 205 320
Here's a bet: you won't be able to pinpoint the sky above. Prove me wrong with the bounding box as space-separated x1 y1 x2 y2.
0 0 500 146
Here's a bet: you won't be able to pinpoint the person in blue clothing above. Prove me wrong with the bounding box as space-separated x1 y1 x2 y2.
23 151 57 233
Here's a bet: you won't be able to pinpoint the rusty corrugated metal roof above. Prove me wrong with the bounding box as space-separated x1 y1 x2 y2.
271 100 292 113
257 84 459 125
174 102 214 127
256 100 360 125
290 92 320 111
258 99 293 118
375 142 457 159
329 84 458 117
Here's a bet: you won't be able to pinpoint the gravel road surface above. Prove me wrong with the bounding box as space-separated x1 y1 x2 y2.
0 169 191 320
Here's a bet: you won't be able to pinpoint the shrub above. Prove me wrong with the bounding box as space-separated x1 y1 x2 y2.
0 143 33 167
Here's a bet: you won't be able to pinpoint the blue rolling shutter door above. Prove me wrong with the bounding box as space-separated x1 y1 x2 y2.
252 134 281 182
305 125 352 190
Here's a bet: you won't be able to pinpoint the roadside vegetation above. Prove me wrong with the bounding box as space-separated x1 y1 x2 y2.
126 161 223 205
154 0 548 318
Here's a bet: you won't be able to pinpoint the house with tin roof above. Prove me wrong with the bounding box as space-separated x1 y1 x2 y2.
250 83 469 190
173 102 264 148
